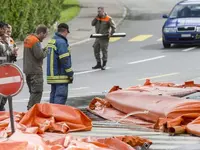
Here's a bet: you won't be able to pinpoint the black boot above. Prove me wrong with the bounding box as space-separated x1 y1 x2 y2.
92 62 101 69
101 61 107 70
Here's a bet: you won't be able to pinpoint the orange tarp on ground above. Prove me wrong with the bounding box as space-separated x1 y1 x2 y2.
0 103 92 136
88 80 200 136
0 131 152 150
19 103 92 133
0 103 152 150
126 79 200 97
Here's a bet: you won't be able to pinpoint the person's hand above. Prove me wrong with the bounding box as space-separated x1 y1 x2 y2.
68 70 74 83
10 54 17 62
108 33 112 38
13 47 19 56
43 46 48 51
69 76 73 83
95 15 100 19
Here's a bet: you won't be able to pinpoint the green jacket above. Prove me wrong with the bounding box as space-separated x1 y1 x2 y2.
23 34 47 75
92 14 116 35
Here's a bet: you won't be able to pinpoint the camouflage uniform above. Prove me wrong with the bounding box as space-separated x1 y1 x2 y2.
91 14 116 70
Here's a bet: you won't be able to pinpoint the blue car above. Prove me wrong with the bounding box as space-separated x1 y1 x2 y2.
162 0 200 48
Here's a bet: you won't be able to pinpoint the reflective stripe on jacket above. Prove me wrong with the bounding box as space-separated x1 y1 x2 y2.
46 32 73 84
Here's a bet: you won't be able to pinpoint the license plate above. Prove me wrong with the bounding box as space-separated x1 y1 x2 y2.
181 34 191 37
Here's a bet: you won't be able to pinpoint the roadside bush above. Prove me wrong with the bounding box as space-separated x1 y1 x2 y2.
0 0 64 40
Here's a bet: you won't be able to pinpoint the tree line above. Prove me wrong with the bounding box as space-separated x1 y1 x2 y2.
0 0 64 40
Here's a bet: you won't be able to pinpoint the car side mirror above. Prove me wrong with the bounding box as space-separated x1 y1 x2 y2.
162 14 168 18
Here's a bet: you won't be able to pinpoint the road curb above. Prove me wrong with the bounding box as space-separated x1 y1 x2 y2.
66 94 105 108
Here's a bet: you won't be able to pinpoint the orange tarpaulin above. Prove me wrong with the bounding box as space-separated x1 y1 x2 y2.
19 103 92 133
0 141 28 150
126 85 198 97
126 79 200 97
0 103 152 150
0 131 152 150
144 79 200 88
88 80 200 136
0 103 92 136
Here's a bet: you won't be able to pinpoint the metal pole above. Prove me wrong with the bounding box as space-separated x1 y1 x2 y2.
8 96 15 133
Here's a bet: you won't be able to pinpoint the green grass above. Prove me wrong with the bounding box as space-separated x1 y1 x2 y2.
59 0 80 23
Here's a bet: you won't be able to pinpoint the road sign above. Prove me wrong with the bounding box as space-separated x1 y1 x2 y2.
0 63 24 97
0 63 24 134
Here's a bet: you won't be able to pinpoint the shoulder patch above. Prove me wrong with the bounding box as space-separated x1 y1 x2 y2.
24 35 39 48
9 37 15 45
36 42 42 48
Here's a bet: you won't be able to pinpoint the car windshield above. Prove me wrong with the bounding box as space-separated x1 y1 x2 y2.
169 4 200 18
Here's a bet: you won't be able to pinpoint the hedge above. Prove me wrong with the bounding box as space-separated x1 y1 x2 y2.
0 0 64 40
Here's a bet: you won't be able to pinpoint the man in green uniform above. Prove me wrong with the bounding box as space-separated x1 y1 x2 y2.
23 25 48 110
91 7 116 70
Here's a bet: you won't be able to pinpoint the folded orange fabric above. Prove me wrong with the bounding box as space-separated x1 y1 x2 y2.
88 80 200 136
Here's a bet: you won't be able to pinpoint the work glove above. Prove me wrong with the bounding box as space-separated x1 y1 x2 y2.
10 54 17 62
69 76 73 84
67 71 74 84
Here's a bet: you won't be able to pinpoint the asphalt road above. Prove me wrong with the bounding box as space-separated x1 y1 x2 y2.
9 0 200 112
4 1 200 149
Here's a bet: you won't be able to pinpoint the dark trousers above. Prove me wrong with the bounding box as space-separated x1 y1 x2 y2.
93 38 109 62
50 84 68 104
26 74 43 110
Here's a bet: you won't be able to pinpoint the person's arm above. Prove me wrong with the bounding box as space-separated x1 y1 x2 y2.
92 16 99 26
0 42 4 54
32 42 47 59
57 42 73 77
109 17 116 35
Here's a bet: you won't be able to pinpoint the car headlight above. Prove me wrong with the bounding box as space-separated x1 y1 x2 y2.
163 27 177 33
196 27 200 32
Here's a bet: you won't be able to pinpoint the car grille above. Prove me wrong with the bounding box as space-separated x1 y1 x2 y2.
177 27 195 32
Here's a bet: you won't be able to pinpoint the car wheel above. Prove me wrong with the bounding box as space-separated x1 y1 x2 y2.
163 40 171 48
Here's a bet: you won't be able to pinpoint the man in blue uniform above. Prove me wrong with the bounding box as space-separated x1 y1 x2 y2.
46 23 74 104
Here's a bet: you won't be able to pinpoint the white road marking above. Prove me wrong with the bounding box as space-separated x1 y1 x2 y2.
13 97 50 102
42 91 50 94
71 87 89 90
13 90 104 102
138 72 180 81
90 92 105 95
182 46 197 52
75 67 111 75
157 38 162 41
0 76 21 85
43 87 89 94
23 67 112 83
128 56 165 65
